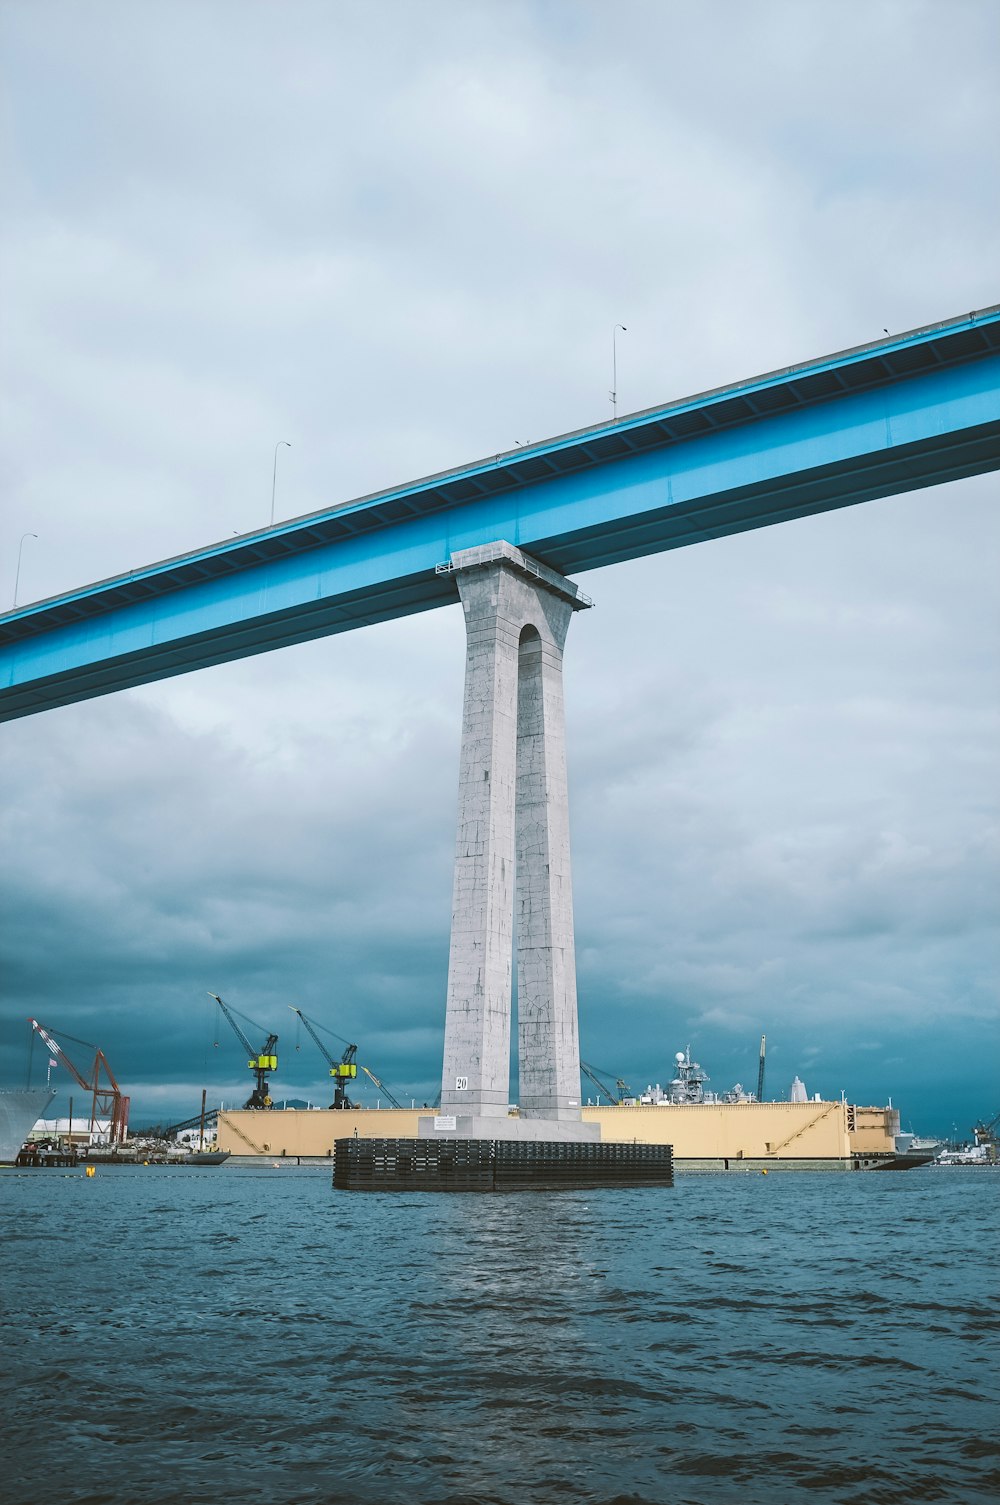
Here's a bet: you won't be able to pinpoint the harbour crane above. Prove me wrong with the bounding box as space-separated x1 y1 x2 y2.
289 1007 406 1109
28 1017 130 1144
580 1060 630 1105
973 1108 999 1160
288 1006 358 1109
210 993 278 1109
358 1064 405 1111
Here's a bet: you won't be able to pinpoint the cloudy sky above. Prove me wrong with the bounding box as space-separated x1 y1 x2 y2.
2 0 997 1138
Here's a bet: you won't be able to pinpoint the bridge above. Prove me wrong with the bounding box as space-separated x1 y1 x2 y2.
2 304 998 724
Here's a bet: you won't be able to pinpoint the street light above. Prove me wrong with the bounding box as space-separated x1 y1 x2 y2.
611 324 627 421
13 532 37 607
270 441 291 527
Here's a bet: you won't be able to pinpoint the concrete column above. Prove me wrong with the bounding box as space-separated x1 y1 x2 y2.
438 543 590 1124
515 624 581 1120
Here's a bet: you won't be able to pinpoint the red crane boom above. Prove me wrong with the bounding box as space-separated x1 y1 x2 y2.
29 1018 130 1145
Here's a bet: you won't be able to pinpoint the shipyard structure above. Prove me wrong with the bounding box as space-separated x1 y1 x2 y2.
216 1100 904 1172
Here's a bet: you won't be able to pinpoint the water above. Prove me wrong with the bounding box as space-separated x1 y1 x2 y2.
2 1165 997 1505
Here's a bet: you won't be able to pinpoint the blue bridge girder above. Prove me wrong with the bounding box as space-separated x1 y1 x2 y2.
2 305 999 723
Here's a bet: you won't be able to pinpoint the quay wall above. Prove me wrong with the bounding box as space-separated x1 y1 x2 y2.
217 1100 894 1163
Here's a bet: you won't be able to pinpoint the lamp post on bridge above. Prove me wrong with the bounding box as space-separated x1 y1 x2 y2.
611 324 627 421
13 532 38 608
270 441 291 527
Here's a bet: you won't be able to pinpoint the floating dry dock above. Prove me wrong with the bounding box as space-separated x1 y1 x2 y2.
218 1100 905 1172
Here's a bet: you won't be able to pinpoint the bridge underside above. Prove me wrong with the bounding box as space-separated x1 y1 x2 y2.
2 307 998 721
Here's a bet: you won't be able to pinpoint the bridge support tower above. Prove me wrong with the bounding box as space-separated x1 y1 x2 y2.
426 542 598 1143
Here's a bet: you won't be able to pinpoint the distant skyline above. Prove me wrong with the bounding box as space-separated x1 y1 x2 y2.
2 0 997 1140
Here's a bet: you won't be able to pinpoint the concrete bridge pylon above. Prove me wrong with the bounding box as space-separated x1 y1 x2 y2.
429 542 599 1143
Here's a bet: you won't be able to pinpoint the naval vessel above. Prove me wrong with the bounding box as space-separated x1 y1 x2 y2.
0 1088 56 1163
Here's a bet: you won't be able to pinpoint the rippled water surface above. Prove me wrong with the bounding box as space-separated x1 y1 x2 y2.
3 1164 997 1504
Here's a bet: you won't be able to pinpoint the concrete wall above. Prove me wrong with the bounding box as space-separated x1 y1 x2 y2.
217 1099 892 1161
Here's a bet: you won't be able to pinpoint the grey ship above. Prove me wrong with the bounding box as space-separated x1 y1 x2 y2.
0 1088 56 1164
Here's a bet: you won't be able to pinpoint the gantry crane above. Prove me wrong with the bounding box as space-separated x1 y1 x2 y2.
289 1006 359 1109
580 1060 630 1105
28 1017 130 1144
210 993 278 1109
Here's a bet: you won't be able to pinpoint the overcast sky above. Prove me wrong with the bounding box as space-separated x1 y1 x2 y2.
2 0 997 1138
